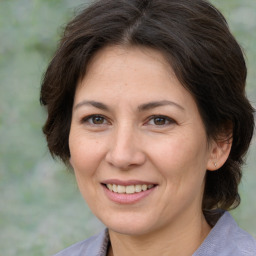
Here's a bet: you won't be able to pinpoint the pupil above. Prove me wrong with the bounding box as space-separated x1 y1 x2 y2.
154 117 165 125
93 116 103 124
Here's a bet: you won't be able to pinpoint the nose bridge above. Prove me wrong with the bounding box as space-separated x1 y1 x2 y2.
106 122 145 169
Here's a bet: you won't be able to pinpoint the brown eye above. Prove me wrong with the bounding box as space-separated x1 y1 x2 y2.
153 117 166 125
92 116 105 124
147 115 175 126
82 115 108 125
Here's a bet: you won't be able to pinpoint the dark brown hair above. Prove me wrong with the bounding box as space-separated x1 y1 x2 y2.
40 0 255 212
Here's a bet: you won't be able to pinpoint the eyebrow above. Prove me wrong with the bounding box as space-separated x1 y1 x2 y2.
138 100 184 112
74 100 109 111
74 100 184 112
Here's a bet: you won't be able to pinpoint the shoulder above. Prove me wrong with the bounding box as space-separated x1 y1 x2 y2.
53 229 109 256
53 236 96 256
194 211 256 256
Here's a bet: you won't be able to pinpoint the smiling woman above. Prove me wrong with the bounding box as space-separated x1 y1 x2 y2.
40 0 255 255
69 46 213 240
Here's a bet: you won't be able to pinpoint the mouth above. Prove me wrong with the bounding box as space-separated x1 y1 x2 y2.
104 184 155 194
101 180 157 204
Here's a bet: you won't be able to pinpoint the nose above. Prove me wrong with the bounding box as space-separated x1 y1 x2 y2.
105 125 146 169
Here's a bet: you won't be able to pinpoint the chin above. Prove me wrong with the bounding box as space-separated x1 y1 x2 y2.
108 223 153 236
98 212 159 236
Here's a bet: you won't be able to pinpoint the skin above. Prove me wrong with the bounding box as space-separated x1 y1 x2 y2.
69 45 231 256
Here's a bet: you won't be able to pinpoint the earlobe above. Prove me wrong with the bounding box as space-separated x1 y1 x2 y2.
207 136 232 171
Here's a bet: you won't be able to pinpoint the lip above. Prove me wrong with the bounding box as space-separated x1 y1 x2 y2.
101 179 157 204
101 179 156 186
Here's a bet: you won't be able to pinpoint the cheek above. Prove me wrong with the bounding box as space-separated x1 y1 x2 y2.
151 135 199 168
69 132 104 177
69 136 105 203
155 142 207 209
150 132 208 186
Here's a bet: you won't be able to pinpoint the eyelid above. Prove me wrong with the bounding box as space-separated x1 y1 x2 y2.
81 114 110 125
145 115 176 126
79 114 176 127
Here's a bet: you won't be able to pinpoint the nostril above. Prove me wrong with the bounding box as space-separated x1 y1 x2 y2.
105 148 146 169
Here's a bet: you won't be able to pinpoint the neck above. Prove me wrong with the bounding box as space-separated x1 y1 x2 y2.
108 211 211 256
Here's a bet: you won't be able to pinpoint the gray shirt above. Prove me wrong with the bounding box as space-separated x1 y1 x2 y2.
54 211 256 256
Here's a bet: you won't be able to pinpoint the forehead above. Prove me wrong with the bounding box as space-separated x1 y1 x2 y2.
81 45 173 81
74 45 196 112
77 45 179 92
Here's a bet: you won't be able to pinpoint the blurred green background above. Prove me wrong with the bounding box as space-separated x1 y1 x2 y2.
0 0 255 255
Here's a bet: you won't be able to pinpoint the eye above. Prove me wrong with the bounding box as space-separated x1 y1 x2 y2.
82 115 108 125
147 115 175 126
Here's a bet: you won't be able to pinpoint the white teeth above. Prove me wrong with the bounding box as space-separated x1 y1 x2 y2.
126 185 135 194
142 184 147 191
106 184 113 191
112 184 118 193
106 184 154 194
135 184 142 193
117 185 126 193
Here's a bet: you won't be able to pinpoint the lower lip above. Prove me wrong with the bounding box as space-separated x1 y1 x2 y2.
102 185 156 204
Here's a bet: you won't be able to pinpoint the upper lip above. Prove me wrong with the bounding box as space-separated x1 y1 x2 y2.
101 179 157 186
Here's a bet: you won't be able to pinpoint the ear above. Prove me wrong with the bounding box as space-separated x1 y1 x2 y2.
207 135 232 171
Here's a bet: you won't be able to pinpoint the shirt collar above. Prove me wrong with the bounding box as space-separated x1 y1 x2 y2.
89 211 255 256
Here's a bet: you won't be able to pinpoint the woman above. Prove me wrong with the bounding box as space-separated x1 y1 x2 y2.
40 0 256 255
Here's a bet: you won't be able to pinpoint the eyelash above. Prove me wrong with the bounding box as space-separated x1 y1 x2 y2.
146 115 176 126
80 114 176 127
81 115 109 125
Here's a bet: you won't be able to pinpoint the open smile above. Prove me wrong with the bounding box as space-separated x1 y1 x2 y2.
105 184 155 194
101 180 157 204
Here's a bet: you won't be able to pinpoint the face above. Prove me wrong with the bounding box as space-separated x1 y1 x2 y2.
69 46 215 236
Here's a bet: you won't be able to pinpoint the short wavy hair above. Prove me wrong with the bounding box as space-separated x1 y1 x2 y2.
40 0 255 212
